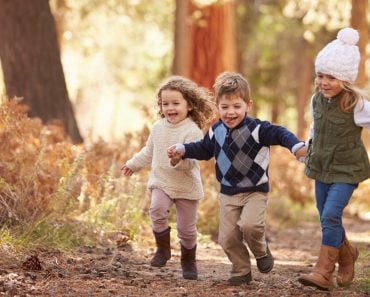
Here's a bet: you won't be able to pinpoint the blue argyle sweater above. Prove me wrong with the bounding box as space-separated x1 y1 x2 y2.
184 116 302 195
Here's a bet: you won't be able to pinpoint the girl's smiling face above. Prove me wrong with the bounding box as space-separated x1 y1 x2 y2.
316 72 344 99
217 94 252 128
160 89 191 124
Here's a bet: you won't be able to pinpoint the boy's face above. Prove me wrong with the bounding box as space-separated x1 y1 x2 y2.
217 94 252 129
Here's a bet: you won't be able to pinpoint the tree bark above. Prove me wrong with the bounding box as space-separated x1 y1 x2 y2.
351 0 369 147
296 40 314 139
173 0 190 76
0 0 82 143
351 0 368 87
173 0 237 90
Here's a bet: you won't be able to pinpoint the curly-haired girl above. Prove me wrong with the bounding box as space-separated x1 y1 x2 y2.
122 75 215 280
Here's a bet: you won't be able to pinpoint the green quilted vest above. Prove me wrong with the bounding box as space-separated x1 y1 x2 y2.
305 92 370 184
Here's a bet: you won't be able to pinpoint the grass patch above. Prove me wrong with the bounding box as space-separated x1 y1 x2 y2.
0 220 91 254
354 242 370 292
267 193 318 228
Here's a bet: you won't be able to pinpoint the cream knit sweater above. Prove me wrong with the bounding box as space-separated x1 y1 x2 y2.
126 117 204 200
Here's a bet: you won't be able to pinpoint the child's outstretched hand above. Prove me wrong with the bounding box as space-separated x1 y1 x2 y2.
121 164 134 176
167 144 185 166
295 144 308 163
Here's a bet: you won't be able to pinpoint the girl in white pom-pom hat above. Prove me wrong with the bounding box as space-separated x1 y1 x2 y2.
298 27 370 291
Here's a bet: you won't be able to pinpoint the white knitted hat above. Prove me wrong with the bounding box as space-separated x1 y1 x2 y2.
315 27 360 83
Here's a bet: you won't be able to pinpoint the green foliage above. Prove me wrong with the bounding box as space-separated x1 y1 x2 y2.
78 167 151 240
197 168 220 240
19 220 90 251
52 151 85 217
267 194 318 228
0 100 153 251
235 0 360 131
0 226 17 254
353 242 370 292
348 179 370 218
283 0 352 31
1 219 94 253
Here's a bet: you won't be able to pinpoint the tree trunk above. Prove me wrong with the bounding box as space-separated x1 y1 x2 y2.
173 0 237 90
296 40 314 139
351 0 369 147
53 0 68 50
173 0 190 76
351 0 368 87
271 101 279 124
0 0 82 143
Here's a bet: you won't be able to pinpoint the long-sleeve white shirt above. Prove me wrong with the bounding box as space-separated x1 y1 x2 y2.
354 98 370 128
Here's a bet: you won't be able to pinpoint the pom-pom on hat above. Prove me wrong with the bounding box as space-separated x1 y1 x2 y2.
315 27 360 83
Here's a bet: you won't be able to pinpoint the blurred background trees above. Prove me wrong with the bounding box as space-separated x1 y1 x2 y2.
0 0 368 142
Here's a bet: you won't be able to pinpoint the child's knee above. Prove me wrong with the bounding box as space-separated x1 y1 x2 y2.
218 232 229 249
321 208 341 225
177 226 197 240
240 222 264 237
150 206 169 222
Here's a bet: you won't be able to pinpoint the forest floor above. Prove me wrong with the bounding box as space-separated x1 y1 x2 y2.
0 216 369 297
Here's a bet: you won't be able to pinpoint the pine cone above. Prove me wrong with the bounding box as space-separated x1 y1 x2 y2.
116 233 129 249
22 255 42 271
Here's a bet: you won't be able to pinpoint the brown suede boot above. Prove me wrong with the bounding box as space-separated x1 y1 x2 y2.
150 227 171 267
298 245 339 290
181 244 198 280
337 237 359 287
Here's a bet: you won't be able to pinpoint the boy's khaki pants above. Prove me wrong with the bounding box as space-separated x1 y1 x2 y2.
218 191 268 277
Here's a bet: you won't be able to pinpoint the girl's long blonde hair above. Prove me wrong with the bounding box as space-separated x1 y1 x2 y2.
339 81 369 112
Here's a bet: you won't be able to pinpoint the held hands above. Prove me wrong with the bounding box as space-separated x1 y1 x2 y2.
295 143 308 163
121 164 134 176
167 143 185 166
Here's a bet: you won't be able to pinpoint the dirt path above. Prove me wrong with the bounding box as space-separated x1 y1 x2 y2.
1 216 369 296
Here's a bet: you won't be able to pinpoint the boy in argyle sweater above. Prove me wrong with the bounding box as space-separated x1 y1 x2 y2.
168 72 306 285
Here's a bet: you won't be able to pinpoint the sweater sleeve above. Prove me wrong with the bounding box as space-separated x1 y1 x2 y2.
354 98 370 129
172 128 204 171
184 127 215 161
258 121 302 152
125 131 154 172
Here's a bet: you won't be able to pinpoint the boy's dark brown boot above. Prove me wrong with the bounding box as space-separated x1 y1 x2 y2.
228 272 252 285
256 244 274 273
337 237 359 287
150 227 171 267
298 245 339 290
181 244 198 280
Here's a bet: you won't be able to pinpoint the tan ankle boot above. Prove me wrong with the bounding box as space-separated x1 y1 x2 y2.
337 237 359 287
298 245 339 290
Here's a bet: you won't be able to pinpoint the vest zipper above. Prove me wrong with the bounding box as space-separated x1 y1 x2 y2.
320 100 330 149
